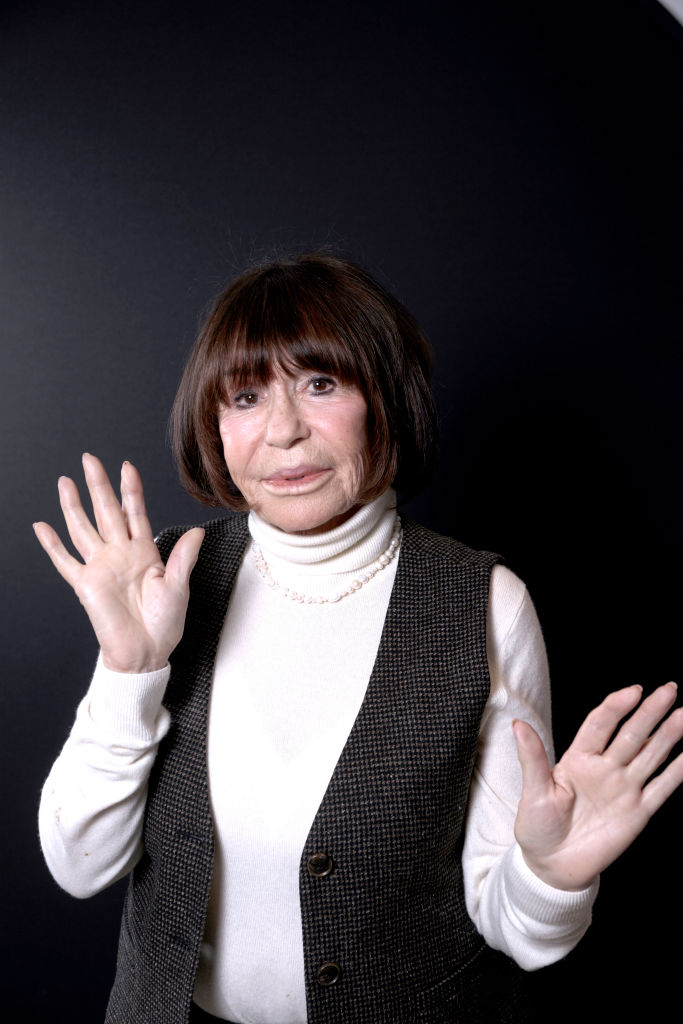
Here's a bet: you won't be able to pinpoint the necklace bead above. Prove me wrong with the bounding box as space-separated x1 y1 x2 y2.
251 520 402 604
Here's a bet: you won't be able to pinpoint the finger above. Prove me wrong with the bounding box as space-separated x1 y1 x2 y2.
82 453 129 543
58 474 102 560
121 461 154 542
629 700 683 782
607 682 679 767
568 685 644 756
513 719 554 800
164 528 204 591
642 748 683 816
33 521 83 588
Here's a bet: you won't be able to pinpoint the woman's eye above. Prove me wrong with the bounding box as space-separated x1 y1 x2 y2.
308 377 335 394
233 390 259 407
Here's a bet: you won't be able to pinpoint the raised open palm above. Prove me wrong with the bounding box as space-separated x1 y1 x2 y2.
34 453 204 673
513 682 683 890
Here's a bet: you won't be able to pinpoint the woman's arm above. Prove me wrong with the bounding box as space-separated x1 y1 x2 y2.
465 566 682 969
38 659 171 897
34 454 203 895
463 567 598 969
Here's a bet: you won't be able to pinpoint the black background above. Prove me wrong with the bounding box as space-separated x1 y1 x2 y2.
2 1 682 1019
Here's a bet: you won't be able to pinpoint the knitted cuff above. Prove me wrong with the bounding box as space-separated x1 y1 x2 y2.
505 843 599 929
83 653 172 745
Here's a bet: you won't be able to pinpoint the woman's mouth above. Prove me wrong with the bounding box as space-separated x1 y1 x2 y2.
262 465 331 492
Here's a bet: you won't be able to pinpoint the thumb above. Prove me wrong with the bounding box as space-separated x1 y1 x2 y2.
513 719 554 801
164 528 205 589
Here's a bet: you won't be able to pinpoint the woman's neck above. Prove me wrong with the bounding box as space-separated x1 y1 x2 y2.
247 490 397 578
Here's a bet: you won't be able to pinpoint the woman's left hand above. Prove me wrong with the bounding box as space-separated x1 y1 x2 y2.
513 682 683 891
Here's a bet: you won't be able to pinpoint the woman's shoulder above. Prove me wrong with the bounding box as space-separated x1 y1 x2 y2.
400 520 532 628
399 515 500 571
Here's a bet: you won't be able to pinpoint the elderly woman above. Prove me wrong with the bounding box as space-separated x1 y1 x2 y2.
35 254 683 1024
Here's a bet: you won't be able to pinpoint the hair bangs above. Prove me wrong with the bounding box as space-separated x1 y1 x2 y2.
213 305 367 400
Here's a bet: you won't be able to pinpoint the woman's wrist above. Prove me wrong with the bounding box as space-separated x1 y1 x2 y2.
518 844 598 894
100 651 170 675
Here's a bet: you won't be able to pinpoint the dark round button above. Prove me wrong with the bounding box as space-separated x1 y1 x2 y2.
307 852 334 877
317 961 341 986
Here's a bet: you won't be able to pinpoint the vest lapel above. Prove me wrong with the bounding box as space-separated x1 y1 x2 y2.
150 515 250 838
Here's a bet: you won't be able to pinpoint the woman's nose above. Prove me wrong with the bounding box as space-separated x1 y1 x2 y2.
264 392 310 448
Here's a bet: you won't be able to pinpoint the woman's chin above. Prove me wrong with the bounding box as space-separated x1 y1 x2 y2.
251 494 359 535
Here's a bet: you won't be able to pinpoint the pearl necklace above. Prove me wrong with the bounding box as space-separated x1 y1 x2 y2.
251 519 402 604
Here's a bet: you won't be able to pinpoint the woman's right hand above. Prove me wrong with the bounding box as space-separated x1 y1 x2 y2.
33 453 204 674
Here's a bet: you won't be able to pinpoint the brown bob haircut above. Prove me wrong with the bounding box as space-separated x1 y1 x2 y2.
171 252 438 509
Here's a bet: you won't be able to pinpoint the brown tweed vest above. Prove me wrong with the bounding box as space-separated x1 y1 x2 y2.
105 514 529 1024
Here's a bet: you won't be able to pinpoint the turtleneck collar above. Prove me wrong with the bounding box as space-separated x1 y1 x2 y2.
247 490 398 578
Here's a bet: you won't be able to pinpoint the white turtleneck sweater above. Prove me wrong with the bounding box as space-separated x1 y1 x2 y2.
39 493 597 1023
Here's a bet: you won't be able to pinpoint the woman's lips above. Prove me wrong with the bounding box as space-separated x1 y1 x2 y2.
261 465 331 492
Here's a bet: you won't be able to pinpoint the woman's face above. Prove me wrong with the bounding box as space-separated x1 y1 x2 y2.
217 366 368 534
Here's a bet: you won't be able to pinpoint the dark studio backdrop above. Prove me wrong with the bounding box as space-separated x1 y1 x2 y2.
2 1 681 1019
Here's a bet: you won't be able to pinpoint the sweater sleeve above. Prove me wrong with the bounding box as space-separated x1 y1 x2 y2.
462 565 599 970
38 655 171 898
